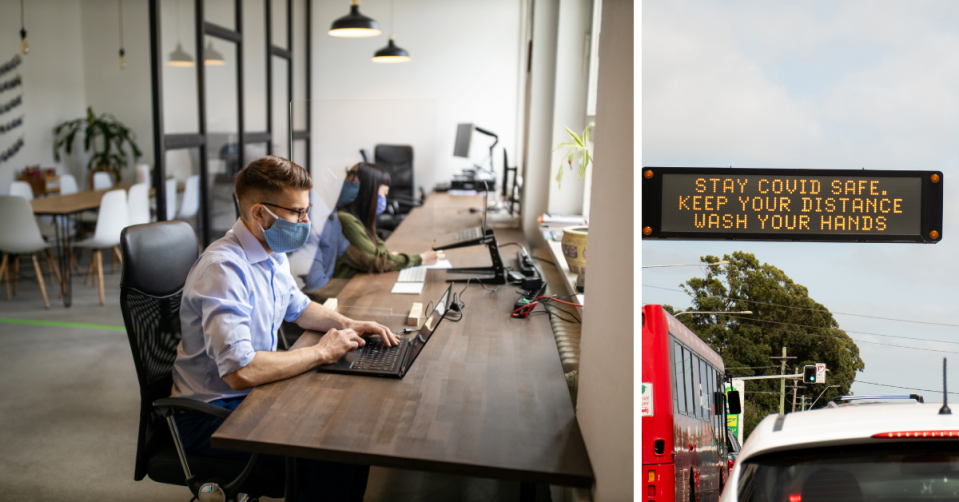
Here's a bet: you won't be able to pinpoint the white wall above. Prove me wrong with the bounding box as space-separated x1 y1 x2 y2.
575 0 634 500
310 0 522 193
80 0 154 187
0 0 88 194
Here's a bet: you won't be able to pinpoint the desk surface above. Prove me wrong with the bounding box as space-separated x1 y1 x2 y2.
211 193 594 488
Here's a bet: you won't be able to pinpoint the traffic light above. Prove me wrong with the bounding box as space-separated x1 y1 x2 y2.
803 365 817 384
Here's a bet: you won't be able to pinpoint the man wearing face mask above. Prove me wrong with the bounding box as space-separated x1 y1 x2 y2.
170 156 396 501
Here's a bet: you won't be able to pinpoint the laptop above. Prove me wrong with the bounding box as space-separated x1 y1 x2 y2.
316 285 453 378
432 185 494 251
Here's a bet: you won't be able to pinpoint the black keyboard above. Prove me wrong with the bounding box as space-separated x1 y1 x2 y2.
352 340 403 372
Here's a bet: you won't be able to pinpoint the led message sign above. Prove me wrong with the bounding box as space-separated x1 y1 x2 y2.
642 168 943 243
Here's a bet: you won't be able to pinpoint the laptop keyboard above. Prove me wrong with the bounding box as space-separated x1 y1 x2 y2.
454 227 483 242
397 266 427 283
352 340 403 372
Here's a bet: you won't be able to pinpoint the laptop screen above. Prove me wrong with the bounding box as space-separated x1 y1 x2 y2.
402 285 453 373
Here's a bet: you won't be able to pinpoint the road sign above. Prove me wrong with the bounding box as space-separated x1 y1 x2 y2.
816 363 826 384
642 167 943 243
641 383 653 417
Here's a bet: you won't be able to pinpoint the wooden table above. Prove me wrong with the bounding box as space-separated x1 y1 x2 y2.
211 193 594 498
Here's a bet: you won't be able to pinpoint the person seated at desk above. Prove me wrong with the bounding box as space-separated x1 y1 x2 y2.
334 162 444 279
171 155 399 501
295 166 360 302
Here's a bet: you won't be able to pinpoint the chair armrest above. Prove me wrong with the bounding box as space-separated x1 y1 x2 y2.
153 397 232 420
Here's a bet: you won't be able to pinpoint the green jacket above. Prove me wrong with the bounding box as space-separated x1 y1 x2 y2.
333 211 422 279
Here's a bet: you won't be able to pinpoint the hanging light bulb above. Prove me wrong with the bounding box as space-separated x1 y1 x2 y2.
166 0 195 67
329 0 381 38
372 0 409 63
373 36 410 63
20 0 29 55
204 41 225 65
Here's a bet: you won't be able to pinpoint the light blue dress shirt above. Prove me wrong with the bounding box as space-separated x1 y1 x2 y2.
172 218 311 403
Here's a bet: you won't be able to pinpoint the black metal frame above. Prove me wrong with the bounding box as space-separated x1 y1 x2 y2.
149 0 311 247
642 167 944 243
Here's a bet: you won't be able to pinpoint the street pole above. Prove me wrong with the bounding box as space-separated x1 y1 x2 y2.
791 366 799 413
770 347 796 415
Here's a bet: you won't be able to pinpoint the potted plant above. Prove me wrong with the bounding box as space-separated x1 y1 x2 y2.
554 122 593 292
53 107 142 186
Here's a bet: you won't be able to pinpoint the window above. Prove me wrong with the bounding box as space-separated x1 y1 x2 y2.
673 340 686 415
683 347 695 415
690 353 702 419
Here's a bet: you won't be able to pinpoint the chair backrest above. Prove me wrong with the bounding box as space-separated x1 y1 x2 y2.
93 171 113 190
9 180 33 200
232 192 241 220
374 145 414 214
59 174 79 195
136 164 152 188
0 196 47 254
119 221 199 481
165 178 178 221
178 174 200 219
128 183 151 226
91 189 129 247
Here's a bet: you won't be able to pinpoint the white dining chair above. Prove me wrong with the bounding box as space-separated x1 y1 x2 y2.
0 196 63 309
127 183 151 226
93 172 113 191
135 164 152 188
165 178 179 221
178 174 200 220
73 189 127 305
9 180 33 200
59 174 79 195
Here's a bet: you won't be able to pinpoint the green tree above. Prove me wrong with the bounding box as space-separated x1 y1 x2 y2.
668 251 864 438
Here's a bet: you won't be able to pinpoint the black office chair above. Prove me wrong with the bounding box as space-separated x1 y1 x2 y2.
119 221 284 502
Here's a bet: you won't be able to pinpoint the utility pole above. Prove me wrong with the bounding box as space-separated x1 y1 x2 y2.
770 347 796 415
788 366 803 413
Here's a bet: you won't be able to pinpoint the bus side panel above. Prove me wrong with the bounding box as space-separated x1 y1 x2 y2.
673 412 698 501
641 305 674 464
643 462 674 501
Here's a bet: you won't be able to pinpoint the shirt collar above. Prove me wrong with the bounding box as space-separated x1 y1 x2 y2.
233 218 270 264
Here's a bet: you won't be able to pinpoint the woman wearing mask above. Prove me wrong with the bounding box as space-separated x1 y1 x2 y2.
334 162 444 279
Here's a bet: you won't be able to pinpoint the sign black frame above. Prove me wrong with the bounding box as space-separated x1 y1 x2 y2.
642 167 943 243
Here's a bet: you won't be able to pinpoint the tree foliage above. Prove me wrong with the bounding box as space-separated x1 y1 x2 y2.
665 251 864 438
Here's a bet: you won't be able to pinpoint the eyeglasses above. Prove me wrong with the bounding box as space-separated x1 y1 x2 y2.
260 202 312 222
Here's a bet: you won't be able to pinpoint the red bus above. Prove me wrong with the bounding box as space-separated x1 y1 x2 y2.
642 304 729 502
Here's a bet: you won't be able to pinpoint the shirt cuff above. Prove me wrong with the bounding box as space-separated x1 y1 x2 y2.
215 340 256 378
285 287 312 322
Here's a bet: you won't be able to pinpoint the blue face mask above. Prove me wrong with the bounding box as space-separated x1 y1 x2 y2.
376 194 388 215
337 181 360 207
258 206 310 253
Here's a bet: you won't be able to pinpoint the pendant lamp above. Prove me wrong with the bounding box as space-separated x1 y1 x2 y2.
20 0 28 55
372 0 410 63
204 41 225 65
167 0 194 67
118 0 126 69
329 0 381 38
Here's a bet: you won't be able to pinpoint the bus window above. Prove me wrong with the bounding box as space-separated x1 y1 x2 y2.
707 363 715 416
700 358 709 419
691 353 702 419
673 340 687 415
683 347 695 415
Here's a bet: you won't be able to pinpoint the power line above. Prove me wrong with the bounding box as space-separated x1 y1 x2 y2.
723 315 959 347
854 380 959 396
642 283 959 329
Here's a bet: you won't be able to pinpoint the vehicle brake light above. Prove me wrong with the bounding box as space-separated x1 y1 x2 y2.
648 469 656 482
789 494 801 502
728 459 735 470
648 485 656 496
872 430 959 438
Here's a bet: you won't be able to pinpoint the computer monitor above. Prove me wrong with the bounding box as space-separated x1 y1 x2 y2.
453 123 473 158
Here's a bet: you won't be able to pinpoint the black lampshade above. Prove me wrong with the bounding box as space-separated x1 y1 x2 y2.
372 36 410 63
329 2 381 38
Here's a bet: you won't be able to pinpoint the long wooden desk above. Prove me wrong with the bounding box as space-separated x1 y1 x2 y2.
211 193 594 496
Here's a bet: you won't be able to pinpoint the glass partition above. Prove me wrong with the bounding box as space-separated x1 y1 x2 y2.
204 0 235 30
270 56 290 159
243 0 267 133
204 36 239 240
271 0 288 49
161 0 200 134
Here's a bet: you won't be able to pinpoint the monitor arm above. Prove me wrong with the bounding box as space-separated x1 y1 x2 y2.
473 126 498 173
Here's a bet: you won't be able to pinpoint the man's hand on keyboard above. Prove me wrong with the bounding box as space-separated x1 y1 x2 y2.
348 320 400 347
315 328 366 363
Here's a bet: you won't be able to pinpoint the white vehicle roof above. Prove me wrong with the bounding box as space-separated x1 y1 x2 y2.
737 402 959 463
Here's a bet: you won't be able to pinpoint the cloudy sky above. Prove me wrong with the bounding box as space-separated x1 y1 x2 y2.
642 0 959 401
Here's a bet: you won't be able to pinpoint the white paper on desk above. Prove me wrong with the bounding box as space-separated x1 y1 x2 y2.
391 282 425 295
422 259 452 269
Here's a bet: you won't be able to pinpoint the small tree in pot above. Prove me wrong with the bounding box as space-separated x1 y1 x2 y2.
53 107 142 186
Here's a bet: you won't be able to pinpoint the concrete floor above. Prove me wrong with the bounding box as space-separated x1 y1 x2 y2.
0 254 536 501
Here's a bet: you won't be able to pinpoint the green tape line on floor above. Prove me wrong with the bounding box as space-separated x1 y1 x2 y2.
0 318 126 331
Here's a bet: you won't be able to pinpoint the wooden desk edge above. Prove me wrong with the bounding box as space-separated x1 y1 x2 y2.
209 435 594 488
